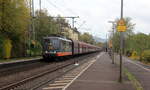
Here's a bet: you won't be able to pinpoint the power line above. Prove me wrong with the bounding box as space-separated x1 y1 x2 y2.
45 0 79 16
59 0 78 15
45 0 64 14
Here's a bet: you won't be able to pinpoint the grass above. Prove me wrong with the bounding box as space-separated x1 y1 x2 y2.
115 54 144 90
129 56 150 65
0 56 42 63
124 68 143 90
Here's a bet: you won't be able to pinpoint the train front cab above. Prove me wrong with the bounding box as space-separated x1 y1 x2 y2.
42 37 72 60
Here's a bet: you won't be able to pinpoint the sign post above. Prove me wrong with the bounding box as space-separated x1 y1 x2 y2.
117 0 126 83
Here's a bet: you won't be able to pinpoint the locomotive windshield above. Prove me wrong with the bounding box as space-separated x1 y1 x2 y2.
43 38 60 52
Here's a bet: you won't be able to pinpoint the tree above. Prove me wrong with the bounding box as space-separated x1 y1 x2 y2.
79 32 96 44
34 10 62 43
34 11 73 44
0 0 30 58
127 33 149 60
96 42 104 47
111 17 135 53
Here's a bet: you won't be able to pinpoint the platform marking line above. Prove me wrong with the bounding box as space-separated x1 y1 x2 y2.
64 74 77 76
62 78 74 81
63 75 75 78
43 86 64 90
55 80 72 83
67 72 80 75
49 83 68 86
63 77 75 79
125 59 150 72
43 53 103 90
62 53 103 90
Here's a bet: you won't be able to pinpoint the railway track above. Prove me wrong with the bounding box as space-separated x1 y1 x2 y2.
0 53 99 90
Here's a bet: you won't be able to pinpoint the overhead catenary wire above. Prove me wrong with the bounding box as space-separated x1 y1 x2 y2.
45 0 65 15
60 0 79 16
40 0 90 33
54 0 85 26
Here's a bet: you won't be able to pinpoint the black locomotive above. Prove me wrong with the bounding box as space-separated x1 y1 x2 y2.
42 36 101 60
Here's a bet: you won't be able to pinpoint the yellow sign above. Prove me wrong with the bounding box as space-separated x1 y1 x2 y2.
118 19 126 26
117 19 127 32
109 40 112 48
117 26 127 32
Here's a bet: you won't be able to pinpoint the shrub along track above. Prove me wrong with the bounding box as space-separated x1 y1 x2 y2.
0 52 99 90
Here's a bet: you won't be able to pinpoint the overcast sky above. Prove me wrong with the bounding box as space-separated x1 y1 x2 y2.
34 0 150 39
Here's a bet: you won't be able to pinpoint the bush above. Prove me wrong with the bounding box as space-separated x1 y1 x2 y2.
0 37 3 58
129 51 139 60
27 41 42 56
2 38 12 59
142 50 150 62
31 41 42 55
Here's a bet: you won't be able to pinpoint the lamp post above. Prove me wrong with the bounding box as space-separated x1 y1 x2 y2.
108 21 116 64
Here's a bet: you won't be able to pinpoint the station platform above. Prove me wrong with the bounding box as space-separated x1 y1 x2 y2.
65 52 135 90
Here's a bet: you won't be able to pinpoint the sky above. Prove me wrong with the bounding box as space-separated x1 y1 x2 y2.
34 0 150 39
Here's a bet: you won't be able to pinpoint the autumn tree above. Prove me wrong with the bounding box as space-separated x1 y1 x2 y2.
0 0 30 58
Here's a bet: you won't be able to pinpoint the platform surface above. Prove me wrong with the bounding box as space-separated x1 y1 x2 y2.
115 55 150 90
65 52 135 90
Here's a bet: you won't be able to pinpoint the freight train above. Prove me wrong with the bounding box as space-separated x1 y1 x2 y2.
42 36 101 60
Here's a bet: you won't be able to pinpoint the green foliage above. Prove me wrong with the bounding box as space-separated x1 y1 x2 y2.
0 36 4 58
96 42 104 47
26 40 42 56
0 0 30 40
79 32 96 44
111 17 135 53
112 32 120 53
124 68 143 90
34 10 61 43
111 17 150 62
2 38 12 59
126 33 149 60
142 50 150 62
0 0 30 58
30 41 42 55
0 1 73 58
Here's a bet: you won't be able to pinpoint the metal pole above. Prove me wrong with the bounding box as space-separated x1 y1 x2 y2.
108 21 115 64
2 0 4 32
72 17 75 28
28 0 32 56
119 0 124 83
106 34 108 52
39 0 41 12
32 0 35 41
38 0 41 42
112 24 115 64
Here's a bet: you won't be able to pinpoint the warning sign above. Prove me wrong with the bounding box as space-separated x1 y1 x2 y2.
117 19 125 26
109 40 112 48
117 26 127 32
117 19 127 32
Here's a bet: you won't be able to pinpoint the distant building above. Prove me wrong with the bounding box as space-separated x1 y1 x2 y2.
62 26 80 40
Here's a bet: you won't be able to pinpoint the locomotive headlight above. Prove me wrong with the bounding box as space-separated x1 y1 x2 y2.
45 51 48 53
